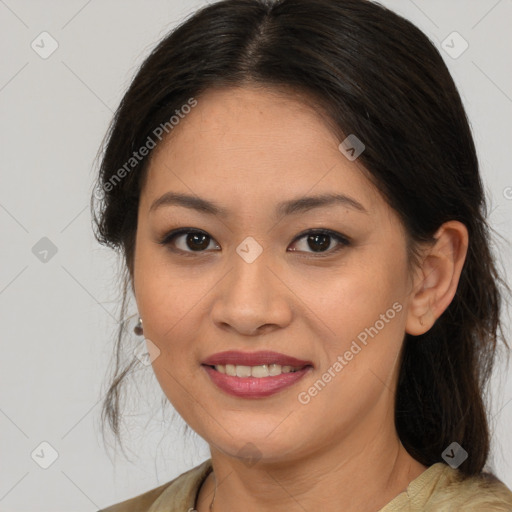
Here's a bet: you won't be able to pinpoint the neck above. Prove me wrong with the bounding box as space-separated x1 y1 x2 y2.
196 424 427 512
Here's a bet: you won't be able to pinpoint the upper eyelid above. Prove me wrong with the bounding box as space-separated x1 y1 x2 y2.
160 228 350 250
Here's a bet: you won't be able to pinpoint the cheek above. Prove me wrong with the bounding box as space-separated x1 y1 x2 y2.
303 277 406 428
309 250 407 379
308 259 403 334
134 238 197 333
132 237 219 393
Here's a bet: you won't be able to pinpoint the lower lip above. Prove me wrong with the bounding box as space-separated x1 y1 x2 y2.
202 365 312 398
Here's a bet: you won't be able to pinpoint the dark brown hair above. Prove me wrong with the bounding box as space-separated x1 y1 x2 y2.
91 0 510 476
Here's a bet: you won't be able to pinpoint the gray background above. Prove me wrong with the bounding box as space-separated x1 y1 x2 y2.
1 0 511 510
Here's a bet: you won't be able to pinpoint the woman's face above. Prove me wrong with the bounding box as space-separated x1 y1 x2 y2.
133 85 419 463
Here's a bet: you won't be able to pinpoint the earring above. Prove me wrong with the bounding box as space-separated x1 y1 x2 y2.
419 315 424 326
134 317 143 336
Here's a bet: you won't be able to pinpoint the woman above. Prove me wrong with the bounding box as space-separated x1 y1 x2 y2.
92 0 512 510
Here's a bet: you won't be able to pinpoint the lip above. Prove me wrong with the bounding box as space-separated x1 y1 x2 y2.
202 350 313 367
201 350 313 399
202 365 312 398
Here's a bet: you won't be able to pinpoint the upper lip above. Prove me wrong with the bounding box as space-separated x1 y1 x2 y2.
202 350 313 368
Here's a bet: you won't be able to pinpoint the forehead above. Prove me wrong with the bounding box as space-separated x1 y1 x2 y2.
142 85 382 217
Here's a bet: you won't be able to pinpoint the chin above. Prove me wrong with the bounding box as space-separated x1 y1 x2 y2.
209 432 302 464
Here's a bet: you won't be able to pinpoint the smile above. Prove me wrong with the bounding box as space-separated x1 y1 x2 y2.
211 363 303 377
202 363 312 398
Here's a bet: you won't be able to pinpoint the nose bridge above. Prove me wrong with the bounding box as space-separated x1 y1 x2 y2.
211 237 292 334
229 236 275 304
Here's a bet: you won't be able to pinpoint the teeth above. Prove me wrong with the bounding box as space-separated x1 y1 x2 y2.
269 363 282 376
236 365 252 378
214 363 303 377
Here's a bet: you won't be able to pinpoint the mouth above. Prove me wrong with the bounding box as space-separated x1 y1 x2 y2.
202 350 313 368
201 351 313 398
204 363 308 377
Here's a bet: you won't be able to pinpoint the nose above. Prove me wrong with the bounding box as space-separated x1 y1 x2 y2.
210 250 293 337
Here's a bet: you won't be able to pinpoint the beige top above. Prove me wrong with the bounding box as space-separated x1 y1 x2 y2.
98 459 512 511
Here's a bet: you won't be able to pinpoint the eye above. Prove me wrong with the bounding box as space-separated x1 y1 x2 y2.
158 228 220 255
288 229 351 256
158 228 350 257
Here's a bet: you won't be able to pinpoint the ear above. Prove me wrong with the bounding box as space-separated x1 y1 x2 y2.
405 220 469 336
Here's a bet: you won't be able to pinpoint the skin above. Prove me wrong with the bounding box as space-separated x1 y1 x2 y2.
132 85 469 512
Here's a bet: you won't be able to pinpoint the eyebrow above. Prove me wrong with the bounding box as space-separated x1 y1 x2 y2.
149 191 368 218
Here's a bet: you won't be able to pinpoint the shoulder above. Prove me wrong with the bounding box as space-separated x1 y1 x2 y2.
97 459 212 512
425 463 512 511
98 480 174 512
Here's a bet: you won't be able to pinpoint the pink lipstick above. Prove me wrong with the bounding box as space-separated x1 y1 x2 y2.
202 350 313 398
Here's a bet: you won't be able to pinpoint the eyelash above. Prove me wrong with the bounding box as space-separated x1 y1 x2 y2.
158 227 351 258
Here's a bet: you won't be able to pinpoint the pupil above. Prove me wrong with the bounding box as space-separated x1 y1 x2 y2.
187 233 209 251
308 234 330 252
184 233 331 252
